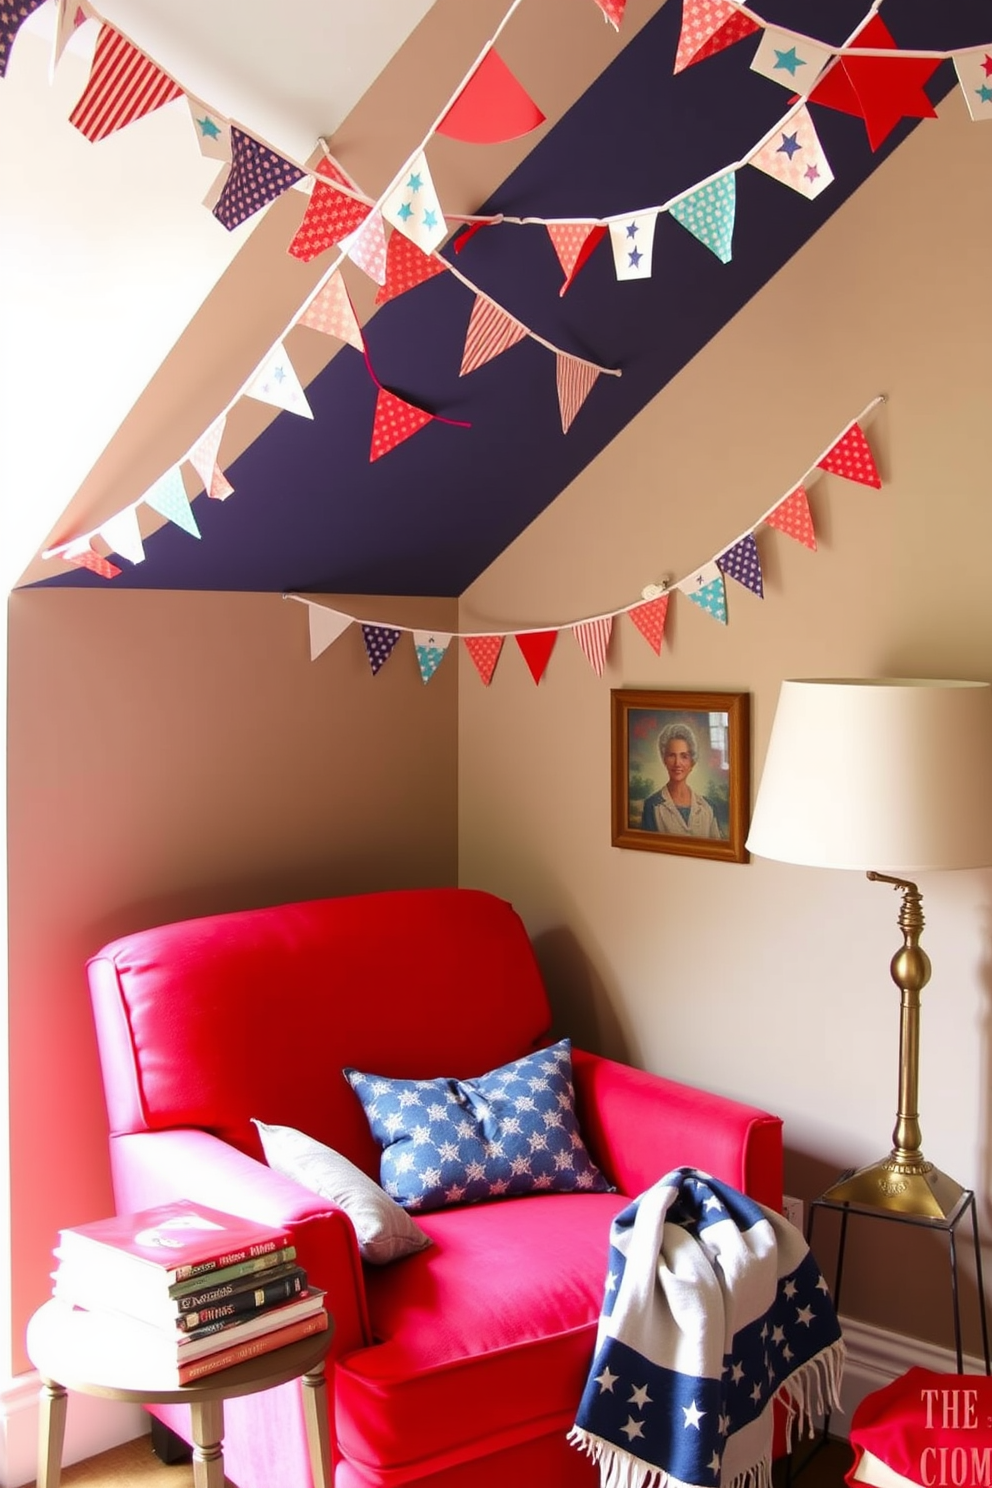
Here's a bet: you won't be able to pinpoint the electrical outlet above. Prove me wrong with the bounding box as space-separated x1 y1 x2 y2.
782 1194 804 1232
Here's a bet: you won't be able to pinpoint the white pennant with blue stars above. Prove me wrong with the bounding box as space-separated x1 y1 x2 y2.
750 28 832 95
381 150 448 255
609 212 659 281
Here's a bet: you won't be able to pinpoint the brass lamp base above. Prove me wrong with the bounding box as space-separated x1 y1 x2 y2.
822 1154 966 1220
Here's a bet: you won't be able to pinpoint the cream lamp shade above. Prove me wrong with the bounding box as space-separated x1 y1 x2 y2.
746 678 992 873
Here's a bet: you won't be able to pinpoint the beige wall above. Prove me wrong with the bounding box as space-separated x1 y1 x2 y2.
458 90 992 1354
5 587 457 1374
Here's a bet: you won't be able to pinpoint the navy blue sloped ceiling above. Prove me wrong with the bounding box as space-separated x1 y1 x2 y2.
40 0 989 596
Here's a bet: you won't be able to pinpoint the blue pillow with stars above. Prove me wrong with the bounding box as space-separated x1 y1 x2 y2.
343 1038 613 1212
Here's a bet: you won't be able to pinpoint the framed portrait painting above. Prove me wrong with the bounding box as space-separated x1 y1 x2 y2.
611 689 751 863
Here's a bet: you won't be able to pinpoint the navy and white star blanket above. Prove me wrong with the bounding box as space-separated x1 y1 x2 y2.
569 1168 844 1488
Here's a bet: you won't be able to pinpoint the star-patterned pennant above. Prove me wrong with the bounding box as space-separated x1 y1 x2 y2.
593 0 626 29
718 532 764 597
748 105 833 201
954 49 992 123
673 0 759 75
678 562 727 623
412 630 452 684
516 630 558 685
345 210 388 286
308 606 351 661
142 466 200 539
381 151 448 255
63 539 121 579
298 271 363 350
556 355 600 435
50 0 91 81
375 229 447 306
187 416 234 500
609 212 658 280
100 507 144 565
69 24 183 141
287 159 371 263
573 617 613 677
361 624 402 676
244 342 313 419
669 172 736 263
807 16 940 152
370 388 433 461
765 485 817 550
464 634 504 687
627 592 670 655
750 28 832 96
460 296 528 376
185 95 231 161
546 223 608 296
817 423 881 488
212 128 305 231
437 47 545 144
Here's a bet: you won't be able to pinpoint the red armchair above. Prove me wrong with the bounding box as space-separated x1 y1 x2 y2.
86 887 782 1488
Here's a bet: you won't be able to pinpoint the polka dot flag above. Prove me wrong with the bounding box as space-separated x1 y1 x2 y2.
361 625 402 676
718 532 764 597
669 172 736 263
1 0 45 78
298 271 363 350
370 388 433 461
287 159 371 264
680 562 728 624
765 485 817 550
817 423 882 488
627 593 670 655
64 540 121 580
346 211 388 286
673 0 759 74
546 223 608 296
464 635 504 687
142 466 200 538
413 631 451 684
213 128 305 232
375 230 448 307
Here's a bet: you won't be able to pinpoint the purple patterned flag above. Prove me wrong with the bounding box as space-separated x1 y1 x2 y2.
361 625 402 676
2 0 47 78
718 532 764 597
213 128 305 231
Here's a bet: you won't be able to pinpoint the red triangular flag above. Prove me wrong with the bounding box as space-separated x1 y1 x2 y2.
673 0 759 74
556 355 600 434
807 16 939 151
63 541 121 579
593 0 626 30
628 593 670 655
515 630 558 684
464 635 504 686
460 296 528 376
69 25 183 141
817 424 881 489
288 160 371 263
370 388 433 462
437 48 545 144
375 230 447 306
546 223 608 296
765 485 817 550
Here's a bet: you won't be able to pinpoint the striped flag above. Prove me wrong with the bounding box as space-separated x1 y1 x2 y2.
69 25 183 142
460 296 527 376
556 354 600 434
573 617 613 676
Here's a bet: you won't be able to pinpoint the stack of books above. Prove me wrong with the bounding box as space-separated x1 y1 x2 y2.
52 1198 328 1384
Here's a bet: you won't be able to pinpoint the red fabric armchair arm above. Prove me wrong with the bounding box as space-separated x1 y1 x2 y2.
570 1048 784 1211
108 1128 371 1357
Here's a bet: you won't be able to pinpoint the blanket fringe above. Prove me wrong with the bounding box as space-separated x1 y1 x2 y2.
775 1337 847 1451
567 1426 775 1488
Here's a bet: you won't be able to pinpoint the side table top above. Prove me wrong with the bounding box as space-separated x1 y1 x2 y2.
26 1300 333 1405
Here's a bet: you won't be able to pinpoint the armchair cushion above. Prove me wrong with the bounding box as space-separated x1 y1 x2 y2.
343 1038 612 1213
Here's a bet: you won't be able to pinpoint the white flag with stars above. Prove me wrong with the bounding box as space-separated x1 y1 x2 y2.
381 151 448 254
608 212 659 281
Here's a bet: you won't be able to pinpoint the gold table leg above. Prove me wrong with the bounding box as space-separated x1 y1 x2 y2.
37 1379 67 1488
301 1364 332 1488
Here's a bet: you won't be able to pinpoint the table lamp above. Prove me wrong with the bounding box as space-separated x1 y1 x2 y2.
746 678 992 1219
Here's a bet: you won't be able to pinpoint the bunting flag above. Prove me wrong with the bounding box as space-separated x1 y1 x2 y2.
718 531 764 597
556 354 600 435
672 0 760 75
142 466 200 538
298 271 363 350
679 562 727 623
381 151 448 255
953 48 992 123
460 295 527 376
516 630 558 684
749 28 832 95
546 223 608 296
362 624 402 676
807 16 940 152
63 539 121 579
609 212 658 280
3 0 45 77
817 423 881 488
308 606 351 661
593 0 626 30
187 416 234 500
464 635 504 686
186 95 231 160
313 151 361 193
765 485 817 550
50 0 91 81
437 47 545 144
244 342 313 419
68 24 183 141
345 210 388 285
375 230 447 306
100 506 144 565
748 105 833 201
628 592 670 654
212 127 306 231
573 617 613 676
287 159 371 263
669 172 736 263
413 630 452 684
370 388 433 461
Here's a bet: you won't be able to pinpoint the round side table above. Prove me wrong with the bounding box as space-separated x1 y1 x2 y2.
26 1299 334 1488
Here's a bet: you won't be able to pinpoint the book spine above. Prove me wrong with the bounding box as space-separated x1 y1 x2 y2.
174 1258 301 1312
176 1310 328 1385
171 1236 283 1283
170 1247 297 1300
179 1272 309 1333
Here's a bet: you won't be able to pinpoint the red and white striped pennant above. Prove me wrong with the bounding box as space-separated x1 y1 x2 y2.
459 295 527 376
573 617 612 676
556 354 600 434
69 24 183 142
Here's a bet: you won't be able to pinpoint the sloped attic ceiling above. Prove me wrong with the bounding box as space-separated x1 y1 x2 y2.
12 0 991 597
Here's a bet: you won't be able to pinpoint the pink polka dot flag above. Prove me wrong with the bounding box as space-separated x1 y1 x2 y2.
817 423 882 488
464 635 504 687
298 271 363 350
370 388 433 461
375 230 448 307
64 542 121 580
673 0 759 74
628 593 670 655
546 223 608 296
765 485 817 550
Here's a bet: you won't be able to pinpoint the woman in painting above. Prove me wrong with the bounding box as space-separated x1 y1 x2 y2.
641 722 724 839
